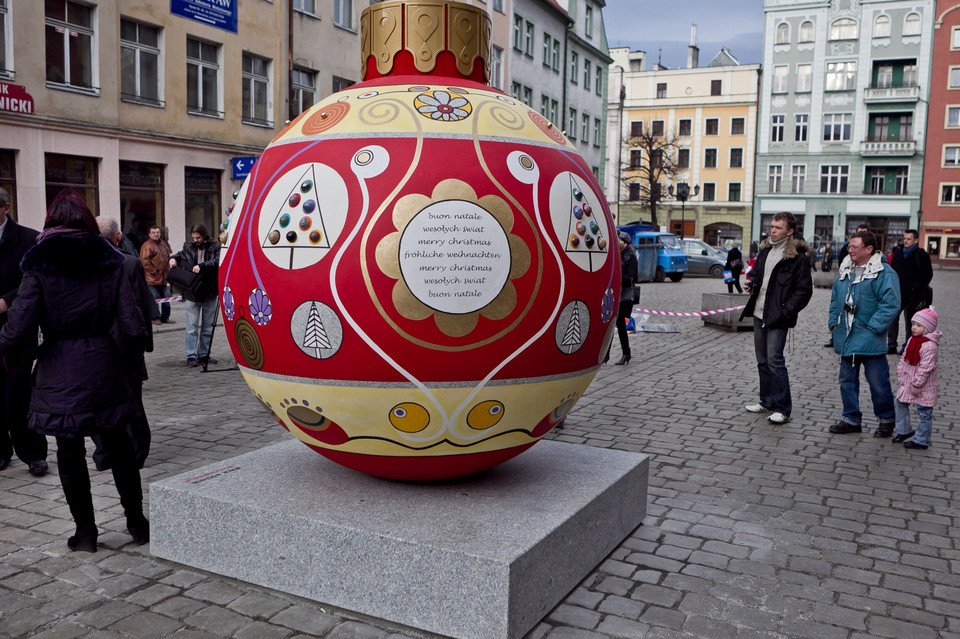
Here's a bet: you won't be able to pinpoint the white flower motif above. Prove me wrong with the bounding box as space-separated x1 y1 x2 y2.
416 91 472 122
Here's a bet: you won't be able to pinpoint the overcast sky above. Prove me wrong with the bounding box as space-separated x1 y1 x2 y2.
602 0 765 68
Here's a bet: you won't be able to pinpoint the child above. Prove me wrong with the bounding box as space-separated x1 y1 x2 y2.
892 307 940 449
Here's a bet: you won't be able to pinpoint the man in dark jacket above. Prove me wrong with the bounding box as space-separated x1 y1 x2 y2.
886 229 932 354
0 187 48 475
169 224 221 368
740 212 813 425
92 216 155 470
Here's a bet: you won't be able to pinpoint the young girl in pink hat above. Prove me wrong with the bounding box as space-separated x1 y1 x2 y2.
892 307 941 449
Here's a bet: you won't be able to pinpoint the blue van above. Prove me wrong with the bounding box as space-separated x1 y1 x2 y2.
618 225 688 282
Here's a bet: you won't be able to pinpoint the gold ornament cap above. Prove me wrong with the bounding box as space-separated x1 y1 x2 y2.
360 0 491 83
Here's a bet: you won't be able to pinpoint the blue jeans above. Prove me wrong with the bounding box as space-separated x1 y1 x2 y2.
895 400 933 446
838 355 895 426
753 317 791 415
184 297 219 361
150 284 170 322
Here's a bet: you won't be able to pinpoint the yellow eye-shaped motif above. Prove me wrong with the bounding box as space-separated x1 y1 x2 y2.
389 402 430 433
467 400 505 430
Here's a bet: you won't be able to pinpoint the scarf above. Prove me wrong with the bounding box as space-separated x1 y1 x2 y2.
36 226 90 243
902 243 918 258
903 334 929 365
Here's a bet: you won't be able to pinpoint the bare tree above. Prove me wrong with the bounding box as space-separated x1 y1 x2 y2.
619 127 682 228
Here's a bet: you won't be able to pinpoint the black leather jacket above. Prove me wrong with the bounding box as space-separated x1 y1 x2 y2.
740 237 813 329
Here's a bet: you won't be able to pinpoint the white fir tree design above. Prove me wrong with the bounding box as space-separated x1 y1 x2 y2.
302 302 332 357
263 165 332 269
561 304 582 347
563 175 607 270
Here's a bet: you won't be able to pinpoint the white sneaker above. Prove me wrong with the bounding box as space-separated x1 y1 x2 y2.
745 403 768 413
767 412 789 424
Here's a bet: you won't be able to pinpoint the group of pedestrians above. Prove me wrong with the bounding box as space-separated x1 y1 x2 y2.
740 213 940 450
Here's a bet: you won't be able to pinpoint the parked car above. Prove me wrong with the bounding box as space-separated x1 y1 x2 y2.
619 227 688 282
681 238 727 278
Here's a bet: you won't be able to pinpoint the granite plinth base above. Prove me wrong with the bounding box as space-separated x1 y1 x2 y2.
701 292 752 332
150 439 649 639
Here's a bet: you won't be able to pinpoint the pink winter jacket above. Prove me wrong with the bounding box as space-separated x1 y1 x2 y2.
896 330 940 407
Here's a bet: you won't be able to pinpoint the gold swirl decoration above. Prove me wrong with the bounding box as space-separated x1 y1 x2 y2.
528 111 566 145
301 101 350 135
235 317 265 370
485 102 525 132
358 98 402 127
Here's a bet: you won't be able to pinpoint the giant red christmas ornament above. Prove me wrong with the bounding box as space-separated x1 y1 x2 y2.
220 0 620 480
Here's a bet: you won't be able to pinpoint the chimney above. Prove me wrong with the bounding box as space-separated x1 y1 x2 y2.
687 24 699 69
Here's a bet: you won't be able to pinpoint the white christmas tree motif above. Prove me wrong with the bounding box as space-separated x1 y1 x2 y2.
302 302 332 357
563 175 607 270
263 165 332 269
561 304 583 347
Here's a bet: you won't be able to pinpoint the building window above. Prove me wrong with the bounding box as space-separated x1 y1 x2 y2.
830 18 857 40
539 94 549 117
184 167 221 236
490 46 503 90
568 108 576 139
823 113 851 141
943 184 960 203
730 118 744 135
583 58 590 86
187 37 220 116
0 0 8 76
795 114 808 142
120 18 161 105
950 67 960 89
334 0 352 29
651 120 664 137
876 64 893 88
551 39 560 71
826 61 856 91
903 64 918 87
799 20 814 42
0 150 15 218
797 64 812 92
705 118 718 135
702 183 716 201
332 75 354 92
493 0 503 13
704 148 717 168
651 149 663 168
595 64 602 95
630 121 643 137
550 99 558 124
874 15 890 38
791 165 806 193
773 65 788 92
945 146 960 166
569 51 578 83
772 114 784 142
656 82 666 98
869 167 886 194
593 118 601 146
954 27 960 50
895 167 909 194
585 4 593 38
711 79 721 96
581 113 589 142
291 67 315 117
510 81 520 100
677 148 689 168
729 148 743 168
45 153 98 214
242 52 271 126
678 119 691 136
769 165 782 193
119 161 163 247
949 106 960 128
728 183 741 202
521 85 532 107
628 183 641 201
524 21 534 56
820 165 849 193
776 23 789 44
542 33 551 68
293 0 317 15
904 13 921 36
45 0 95 89
512 15 523 51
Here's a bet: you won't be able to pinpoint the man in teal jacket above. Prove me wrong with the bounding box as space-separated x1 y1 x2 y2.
827 231 901 437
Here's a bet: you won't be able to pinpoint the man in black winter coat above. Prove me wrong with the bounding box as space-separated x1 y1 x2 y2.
740 212 813 425
886 229 932 354
0 187 48 475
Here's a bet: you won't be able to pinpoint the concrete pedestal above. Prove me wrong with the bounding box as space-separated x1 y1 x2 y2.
150 439 649 639
701 292 752 331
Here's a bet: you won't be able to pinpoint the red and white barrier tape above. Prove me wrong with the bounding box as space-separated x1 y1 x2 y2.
156 296 183 304
635 305 746 318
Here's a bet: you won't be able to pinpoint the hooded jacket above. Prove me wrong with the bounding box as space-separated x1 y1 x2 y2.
740 236 812 329
0 234 146 436
896 330 940 407
171 238 221 303
829 252 901 358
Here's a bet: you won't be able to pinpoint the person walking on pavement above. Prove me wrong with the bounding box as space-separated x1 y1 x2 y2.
826 230 901 438
741 212 813 425
606 231 638 366
724 243 744 294
91 216 155 470
0 190 149 552
892 307 941 450
139 224 174 325
886 229 932 355
0 187 48 476
170 224 221 368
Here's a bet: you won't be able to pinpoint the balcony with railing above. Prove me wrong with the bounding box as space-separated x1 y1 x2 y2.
860 136 916 156
864 83 920 103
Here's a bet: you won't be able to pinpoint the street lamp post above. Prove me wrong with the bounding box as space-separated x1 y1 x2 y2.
668 182 699 237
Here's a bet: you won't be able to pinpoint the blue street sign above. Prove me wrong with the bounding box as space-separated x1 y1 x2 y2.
232 156 258 180
171 0 239 34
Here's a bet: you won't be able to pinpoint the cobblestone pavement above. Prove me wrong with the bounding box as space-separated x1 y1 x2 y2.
1 269 959 639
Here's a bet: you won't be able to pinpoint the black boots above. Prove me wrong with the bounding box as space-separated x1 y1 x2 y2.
615 354 631 365
67 523 98 553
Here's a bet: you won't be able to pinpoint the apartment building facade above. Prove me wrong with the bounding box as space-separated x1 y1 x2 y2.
606 46 760 246
754 0 934 251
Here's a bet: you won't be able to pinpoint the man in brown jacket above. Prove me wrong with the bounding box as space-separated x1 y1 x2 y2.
139 225 174 324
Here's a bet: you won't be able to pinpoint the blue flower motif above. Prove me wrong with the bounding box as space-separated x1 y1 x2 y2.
249 288 272 326
222 286 235 321
600 287 615 323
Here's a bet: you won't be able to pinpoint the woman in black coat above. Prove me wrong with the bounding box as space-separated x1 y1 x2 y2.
0 190 149 552
610 231 639 365
724 244 744 293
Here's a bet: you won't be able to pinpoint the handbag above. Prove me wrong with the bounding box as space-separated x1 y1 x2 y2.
166 265 202 297
722 270 733 283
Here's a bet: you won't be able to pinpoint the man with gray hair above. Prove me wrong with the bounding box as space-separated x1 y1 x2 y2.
0 186 48 475
92 216 154 469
